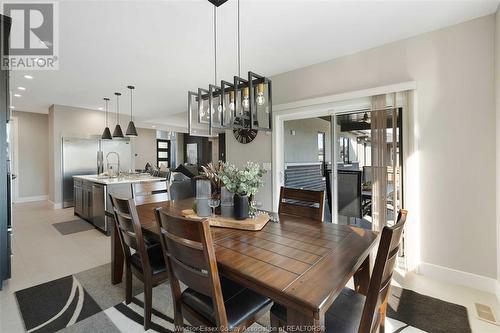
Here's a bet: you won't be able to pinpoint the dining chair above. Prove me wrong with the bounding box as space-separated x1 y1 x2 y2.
270 209 408 333
132 180 168 199
169 178 194 200
154 208 272 332
278 186 325 222
109 194 169 330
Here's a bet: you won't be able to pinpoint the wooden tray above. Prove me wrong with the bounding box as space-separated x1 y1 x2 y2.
181 209 269 231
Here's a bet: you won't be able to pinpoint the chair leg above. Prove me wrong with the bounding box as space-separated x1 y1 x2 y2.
144 278 153 331
270 312 284 332
379 302 387 333
173 301 184 333
125 264 132 304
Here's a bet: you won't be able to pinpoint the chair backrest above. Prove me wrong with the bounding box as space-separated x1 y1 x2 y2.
109 194 150 269
169 179 194 200
337 170 362 218
278 187 324 222
154 209 228 328
132 181 168 198
358 209 408 333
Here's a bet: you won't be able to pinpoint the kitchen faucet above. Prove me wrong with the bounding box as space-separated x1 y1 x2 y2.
106 152 120 176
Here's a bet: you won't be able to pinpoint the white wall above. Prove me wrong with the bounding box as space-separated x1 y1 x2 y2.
12 111 49 199
227 15 497 280
284 118 331 163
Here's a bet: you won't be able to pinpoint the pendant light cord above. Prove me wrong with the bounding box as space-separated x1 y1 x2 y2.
116 95 120 124
105 99 108 126
214 6 217 84
238 0 241 77
130 89 133 120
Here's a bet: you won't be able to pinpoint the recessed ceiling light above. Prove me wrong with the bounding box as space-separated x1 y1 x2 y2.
23 74 33 79
14 94 21 97
98 107 103 110
152 125 156 128
17 86 26 91
9 106 14 109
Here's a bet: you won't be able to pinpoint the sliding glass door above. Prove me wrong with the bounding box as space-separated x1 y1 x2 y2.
333 95 404 231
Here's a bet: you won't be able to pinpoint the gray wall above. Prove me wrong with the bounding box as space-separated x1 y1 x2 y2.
284 118 331 163
133 127 156 170
226 15 497 279
12 111 49 199
225 130 273 211
495 5 500 287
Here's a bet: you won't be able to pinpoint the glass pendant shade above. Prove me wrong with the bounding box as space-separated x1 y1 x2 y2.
125 85 138 137
249 71 272 131
113 92 124 138
188 89 212 137
209 84 226 132
233 75 249 129
220 80 234 128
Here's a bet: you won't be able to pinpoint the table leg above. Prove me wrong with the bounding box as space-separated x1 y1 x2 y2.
354 255 370 295
111 222 124 284
286 307 324 333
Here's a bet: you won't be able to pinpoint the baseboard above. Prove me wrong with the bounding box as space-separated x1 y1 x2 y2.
48 200 63 209
418 262 498 295
15 195 48 203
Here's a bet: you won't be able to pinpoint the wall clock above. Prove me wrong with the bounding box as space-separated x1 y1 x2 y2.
233 128 258 144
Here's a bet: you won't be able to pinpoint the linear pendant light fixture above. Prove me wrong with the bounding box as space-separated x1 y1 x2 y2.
126 85 138 136
188 0 272 136
101 97 112 140
112 92 124 138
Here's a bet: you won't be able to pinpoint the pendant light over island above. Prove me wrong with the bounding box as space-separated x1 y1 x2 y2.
112 92 124 138
126 85 138 137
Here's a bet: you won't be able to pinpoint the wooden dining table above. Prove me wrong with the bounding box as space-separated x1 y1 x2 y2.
111 195 379 332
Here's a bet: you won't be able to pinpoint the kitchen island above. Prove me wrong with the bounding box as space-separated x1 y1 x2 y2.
73 174 167 235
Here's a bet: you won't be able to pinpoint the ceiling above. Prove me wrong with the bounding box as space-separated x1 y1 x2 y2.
9 0 499 127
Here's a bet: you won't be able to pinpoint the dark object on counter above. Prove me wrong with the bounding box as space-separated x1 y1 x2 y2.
174 164 195 178
234 194 249 220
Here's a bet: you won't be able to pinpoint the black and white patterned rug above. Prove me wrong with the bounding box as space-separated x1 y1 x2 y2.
14 264 472 333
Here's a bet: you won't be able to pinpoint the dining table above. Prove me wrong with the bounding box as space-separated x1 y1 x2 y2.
110 194 379 332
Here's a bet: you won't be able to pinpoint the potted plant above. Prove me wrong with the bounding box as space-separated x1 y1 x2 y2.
218 162 266 220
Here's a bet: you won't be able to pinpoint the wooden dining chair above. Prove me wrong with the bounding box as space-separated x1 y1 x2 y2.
278 186 325 222
154 208 272 332
132 181 168 199
270 209 408 333
109 194 169 330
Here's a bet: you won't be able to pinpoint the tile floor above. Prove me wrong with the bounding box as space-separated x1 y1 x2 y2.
0 200 499 332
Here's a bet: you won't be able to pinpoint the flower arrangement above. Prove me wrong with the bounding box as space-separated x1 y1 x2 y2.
200 161 224 194
218 161 266 197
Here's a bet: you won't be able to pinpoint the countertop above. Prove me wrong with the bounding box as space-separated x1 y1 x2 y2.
73 174 166 185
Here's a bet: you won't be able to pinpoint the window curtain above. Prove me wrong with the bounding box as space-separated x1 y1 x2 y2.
371 95 389 231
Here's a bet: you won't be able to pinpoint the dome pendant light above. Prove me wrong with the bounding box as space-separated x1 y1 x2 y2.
125 85 138 136
112 92 124 138
101 97 112 140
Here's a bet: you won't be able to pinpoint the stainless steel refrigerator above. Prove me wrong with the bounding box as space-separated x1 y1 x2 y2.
62 137 132 208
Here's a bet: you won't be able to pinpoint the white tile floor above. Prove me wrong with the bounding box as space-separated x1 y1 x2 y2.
0 201 499 332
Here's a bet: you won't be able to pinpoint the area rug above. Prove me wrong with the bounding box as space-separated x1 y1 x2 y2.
52 219 95 235
15 264 472 333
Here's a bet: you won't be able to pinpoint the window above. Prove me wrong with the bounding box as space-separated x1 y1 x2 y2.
318 132 325 161
156 139 171 169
